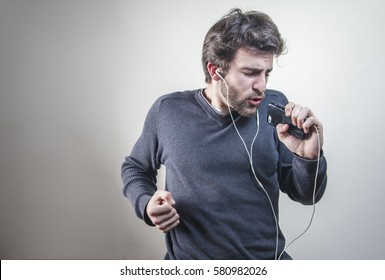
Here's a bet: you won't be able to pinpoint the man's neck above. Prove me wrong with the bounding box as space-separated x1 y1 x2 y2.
203 83 227 112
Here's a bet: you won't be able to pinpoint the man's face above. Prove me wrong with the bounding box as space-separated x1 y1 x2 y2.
219 48 274 117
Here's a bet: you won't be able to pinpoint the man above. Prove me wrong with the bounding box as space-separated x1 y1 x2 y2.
121 9 327 260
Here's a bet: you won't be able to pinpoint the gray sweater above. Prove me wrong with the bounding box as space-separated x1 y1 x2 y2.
121 89 327 260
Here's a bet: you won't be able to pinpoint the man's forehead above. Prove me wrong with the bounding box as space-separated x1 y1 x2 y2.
231 48 274 69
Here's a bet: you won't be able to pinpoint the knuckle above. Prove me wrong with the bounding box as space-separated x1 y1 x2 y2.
152 217 161 225
156 224 166 231
147 208 155 216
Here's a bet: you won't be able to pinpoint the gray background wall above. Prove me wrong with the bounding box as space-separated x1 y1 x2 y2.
1 0 384 260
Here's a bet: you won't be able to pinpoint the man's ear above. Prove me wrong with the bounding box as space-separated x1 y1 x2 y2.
207 62 222 81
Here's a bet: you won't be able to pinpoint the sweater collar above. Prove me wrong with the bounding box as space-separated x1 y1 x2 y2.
196 89 240 126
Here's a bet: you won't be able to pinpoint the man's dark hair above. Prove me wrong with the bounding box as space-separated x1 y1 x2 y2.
202 8 286 83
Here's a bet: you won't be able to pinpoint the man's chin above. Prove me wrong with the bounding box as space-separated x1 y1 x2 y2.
237 107 258 118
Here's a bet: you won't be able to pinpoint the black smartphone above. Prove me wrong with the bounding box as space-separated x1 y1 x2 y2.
267 101 307 139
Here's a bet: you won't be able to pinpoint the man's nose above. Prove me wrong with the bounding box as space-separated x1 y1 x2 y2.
252 75 267 94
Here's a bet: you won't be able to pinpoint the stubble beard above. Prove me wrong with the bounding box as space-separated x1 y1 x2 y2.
219 80 259 118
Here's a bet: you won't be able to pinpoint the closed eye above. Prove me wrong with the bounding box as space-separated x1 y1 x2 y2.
243 71 255 76
243 69 272 77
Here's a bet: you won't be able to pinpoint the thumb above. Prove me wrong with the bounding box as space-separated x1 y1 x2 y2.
276 123 289 139
155 190 176 205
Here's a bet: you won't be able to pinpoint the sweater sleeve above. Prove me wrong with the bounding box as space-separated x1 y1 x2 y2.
269 91 327 205
277 141 327 205
121 100 162 225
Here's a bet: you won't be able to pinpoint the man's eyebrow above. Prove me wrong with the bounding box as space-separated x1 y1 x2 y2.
241 67 273 72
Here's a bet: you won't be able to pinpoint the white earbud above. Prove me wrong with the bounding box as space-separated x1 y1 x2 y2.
215 69 224 80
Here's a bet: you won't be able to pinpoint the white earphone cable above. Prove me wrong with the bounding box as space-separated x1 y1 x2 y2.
277 125 321 260
217 71 280 260
217 70 321 260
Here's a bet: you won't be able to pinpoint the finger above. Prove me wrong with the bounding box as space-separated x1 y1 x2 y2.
301 116 315 133
276 123 289 135
296 107 312 129
284 102 296 117
158 218 180 233
155 210 180 232
156 190 176 205
148 202 175 217
303 116 323 137
290 104 303 126
153 208 180 231
155 205 178 222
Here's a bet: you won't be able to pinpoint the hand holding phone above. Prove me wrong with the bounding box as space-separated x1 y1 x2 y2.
267 101 307 139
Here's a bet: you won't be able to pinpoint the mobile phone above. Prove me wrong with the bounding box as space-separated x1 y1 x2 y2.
267 101 307 139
